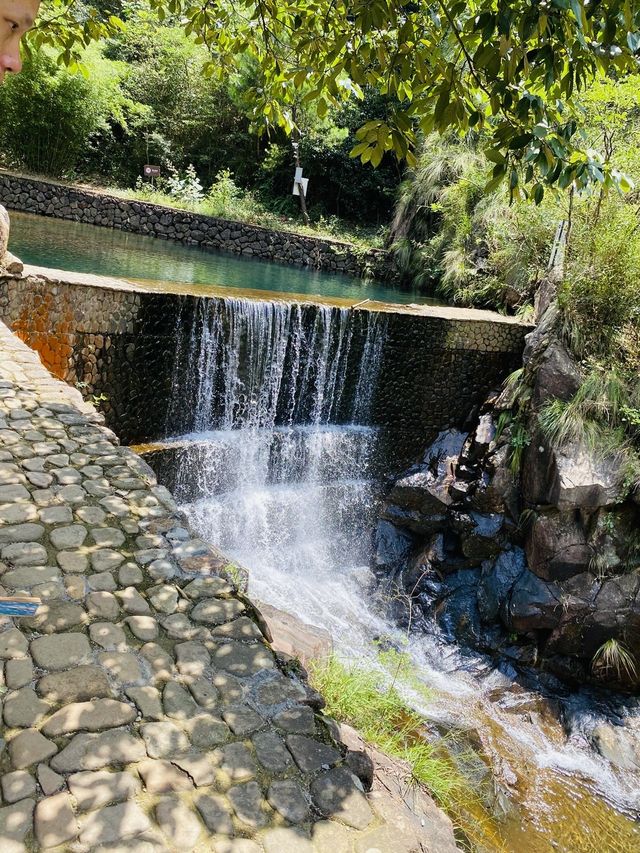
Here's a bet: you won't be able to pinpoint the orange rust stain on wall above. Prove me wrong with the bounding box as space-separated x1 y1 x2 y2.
12 285 77 381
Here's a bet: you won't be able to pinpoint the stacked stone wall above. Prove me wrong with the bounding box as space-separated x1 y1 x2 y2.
0 268 528 466
0 171 390 279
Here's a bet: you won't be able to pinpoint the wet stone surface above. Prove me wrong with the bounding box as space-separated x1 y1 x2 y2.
0 321 458 852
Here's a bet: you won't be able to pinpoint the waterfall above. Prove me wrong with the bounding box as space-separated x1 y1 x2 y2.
167 295 389 632
167 296 388 436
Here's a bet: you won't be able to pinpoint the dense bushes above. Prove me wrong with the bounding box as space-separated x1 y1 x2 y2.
0 47 127 176
0 16 399 233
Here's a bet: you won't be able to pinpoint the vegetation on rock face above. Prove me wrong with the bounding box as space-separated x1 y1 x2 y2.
309 655 459 803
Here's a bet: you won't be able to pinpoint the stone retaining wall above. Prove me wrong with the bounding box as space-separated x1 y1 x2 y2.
0 266 528 466
0 171 390 278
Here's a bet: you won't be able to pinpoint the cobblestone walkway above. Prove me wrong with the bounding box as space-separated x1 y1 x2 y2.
0 322 459 852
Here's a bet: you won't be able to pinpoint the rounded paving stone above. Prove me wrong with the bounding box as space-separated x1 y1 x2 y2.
8 729 58 769
34 791 78 848
141 721 190 758
261 827 313 853
211 642 275 676
97 651 143 683
89 623 127 650
0 628 29 659
191 598 245 625
156 795 203 848
195 792 233 836
23 600 87 634
0 522 44 543
37 666 112 704
91 549 125 571
1 541 47 565
227 781 268 828
31 633 92 670
78 801 151 847
267 779 309 823
91 527 126 548
3 686 49 728
310 766 373 830
41 699 137 736
68 769 141 810
5 658 34 689
57 550 89 573
75 505 107 524
2 564 59 589
50 524 88 549
1 770 37 803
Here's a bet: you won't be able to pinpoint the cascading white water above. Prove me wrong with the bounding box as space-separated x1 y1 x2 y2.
168 295 640 852
167 297 383 434
169 297 391 642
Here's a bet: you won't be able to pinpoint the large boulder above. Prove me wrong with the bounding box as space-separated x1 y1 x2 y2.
467 413 496 461
522 433 622 511
592 723 640 771
544 572 640 662
458 511 504 561
469 445 519 519
379 502 447 537
477 548 526 623
503 568 562 632
550 443 623 510
531 340 582 408
372 520 415 572
521 428 555 506
525 510 593 581
522 301 559 367
388 429 466 514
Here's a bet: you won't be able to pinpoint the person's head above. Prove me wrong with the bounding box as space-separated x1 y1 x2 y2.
0 0 39 82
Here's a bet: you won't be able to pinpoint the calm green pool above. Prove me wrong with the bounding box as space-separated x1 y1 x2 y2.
8 211 440 306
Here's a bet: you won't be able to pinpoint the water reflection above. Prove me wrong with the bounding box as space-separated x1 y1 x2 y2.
8 210 440 305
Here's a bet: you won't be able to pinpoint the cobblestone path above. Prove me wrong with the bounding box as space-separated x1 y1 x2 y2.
0 322 459 852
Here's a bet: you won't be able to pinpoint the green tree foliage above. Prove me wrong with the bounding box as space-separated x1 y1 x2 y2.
31 0 640 194
0 46 128 176
255 91 401 223
1 10 402 226
95 17 259 186
389 74 640 311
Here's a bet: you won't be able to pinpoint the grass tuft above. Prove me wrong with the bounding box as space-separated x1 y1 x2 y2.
309 655 459 803
592 638 638 683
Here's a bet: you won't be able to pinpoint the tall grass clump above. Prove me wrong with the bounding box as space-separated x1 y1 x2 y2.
559 203 640 362
309 655 459 803
310 655 513 851
592 638 639 683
